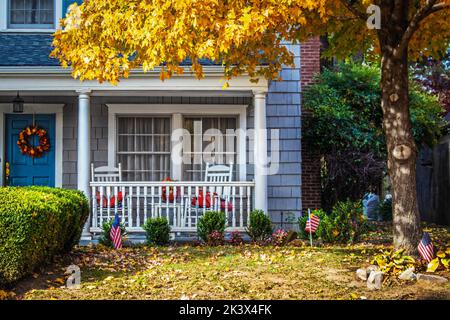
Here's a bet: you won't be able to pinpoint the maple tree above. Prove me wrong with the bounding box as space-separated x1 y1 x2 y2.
52 0 450 255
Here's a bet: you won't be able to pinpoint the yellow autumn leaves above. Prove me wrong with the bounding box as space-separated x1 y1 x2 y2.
51 0 450 85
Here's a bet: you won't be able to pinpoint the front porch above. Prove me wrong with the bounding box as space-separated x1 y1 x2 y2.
89 180 255 235
0 67 274 239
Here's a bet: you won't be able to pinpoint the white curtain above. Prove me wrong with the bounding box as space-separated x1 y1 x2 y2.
117 117 171 181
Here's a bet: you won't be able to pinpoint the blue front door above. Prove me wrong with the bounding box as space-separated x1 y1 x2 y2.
5 114 56 187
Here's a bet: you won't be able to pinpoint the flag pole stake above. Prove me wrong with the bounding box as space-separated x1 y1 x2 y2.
308 208 313 247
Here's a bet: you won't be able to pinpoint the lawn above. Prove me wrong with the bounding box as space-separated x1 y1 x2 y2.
2 223 450 300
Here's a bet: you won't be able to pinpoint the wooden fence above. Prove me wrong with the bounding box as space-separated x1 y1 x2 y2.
417 135 450 225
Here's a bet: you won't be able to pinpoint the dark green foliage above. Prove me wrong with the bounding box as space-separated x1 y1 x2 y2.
0 186 89 285
99 219 127 247
246 210 272 242
379 197 393 221
197 211 226 243
303 63 445 210
299 201 368 244
142 217 170 245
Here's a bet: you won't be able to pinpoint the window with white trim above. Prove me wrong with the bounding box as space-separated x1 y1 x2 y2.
183 116 237 181
8 0 54 29
117 116 171 181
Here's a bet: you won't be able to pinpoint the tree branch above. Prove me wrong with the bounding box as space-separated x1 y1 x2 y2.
395 1 449 58
339 0 367 21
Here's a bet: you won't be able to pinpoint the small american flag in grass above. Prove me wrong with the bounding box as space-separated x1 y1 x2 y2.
418 232 434 263
305 212 320 233
110 212 122 249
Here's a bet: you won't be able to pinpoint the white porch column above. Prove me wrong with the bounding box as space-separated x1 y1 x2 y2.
77 89 92 239
253 90 268 213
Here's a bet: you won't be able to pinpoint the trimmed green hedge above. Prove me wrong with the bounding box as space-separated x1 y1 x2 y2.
0 186 89 285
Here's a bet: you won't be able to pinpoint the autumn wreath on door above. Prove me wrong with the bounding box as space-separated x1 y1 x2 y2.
17 125 50 158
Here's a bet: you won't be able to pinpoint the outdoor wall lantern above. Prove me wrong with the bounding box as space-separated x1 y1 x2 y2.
12 92 24 113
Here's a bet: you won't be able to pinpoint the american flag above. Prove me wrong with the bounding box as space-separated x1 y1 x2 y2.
110 212 122 249
305 211 320 233
418 232 434 263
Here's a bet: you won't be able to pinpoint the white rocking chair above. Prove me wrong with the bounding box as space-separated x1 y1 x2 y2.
91 163 127 227
183 163 234 229
90 163 122 182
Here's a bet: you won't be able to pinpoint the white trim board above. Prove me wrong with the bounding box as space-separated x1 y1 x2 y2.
106 104 248 181
0 103 64 187
0 72 269 93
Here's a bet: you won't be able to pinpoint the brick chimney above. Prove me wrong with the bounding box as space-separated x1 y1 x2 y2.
301 37 322 212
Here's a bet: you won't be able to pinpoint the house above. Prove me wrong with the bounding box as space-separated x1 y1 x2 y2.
0 0 321 240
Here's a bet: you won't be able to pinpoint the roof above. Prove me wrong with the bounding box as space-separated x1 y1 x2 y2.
0 34 220 67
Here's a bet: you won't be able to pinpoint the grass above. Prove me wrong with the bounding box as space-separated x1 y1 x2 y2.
2 223 450 300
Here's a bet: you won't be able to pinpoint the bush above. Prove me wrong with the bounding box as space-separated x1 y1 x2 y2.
142 217 170 245
246 210 272 242
228 231 244 245
0 186 89 285
197 211 226 243
271 229 289 246
99 218 127 247
330 200 368 243
207 230 225 246
298 201 368 244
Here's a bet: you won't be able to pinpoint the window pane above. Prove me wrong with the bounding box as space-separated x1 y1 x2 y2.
117 116 170 181
10 0 25 10
40 0 53 10
183 117 237 181
10 10 25 24
9 0 54 27
24 9 38 24
39 10 53 24
24 0 38 10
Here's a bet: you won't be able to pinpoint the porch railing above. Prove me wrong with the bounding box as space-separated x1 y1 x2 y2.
89 181 255 233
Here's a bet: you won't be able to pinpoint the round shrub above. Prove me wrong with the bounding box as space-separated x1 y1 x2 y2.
142 217 171 245
197 211 226 243
246 210 272 242
99 218 128 247
207 230 224 246
228 231 244 245
0 186 89 285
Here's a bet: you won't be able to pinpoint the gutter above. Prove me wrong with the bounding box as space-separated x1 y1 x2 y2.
0 65 234 77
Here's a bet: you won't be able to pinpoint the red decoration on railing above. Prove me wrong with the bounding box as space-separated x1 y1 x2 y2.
95 191 124 207
191 190 232 212
161 177 181 203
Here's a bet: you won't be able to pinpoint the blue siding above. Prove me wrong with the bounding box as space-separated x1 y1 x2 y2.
266 43 302 225
0 34 58 66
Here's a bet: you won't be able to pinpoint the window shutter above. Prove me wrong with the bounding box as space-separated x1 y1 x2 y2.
62 0 83 17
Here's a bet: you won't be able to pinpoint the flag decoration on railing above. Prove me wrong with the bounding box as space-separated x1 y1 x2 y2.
418 232 434 263
110 212 122 249
305 212 320 234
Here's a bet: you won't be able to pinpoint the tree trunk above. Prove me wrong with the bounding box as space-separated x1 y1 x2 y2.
381 50 422 256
